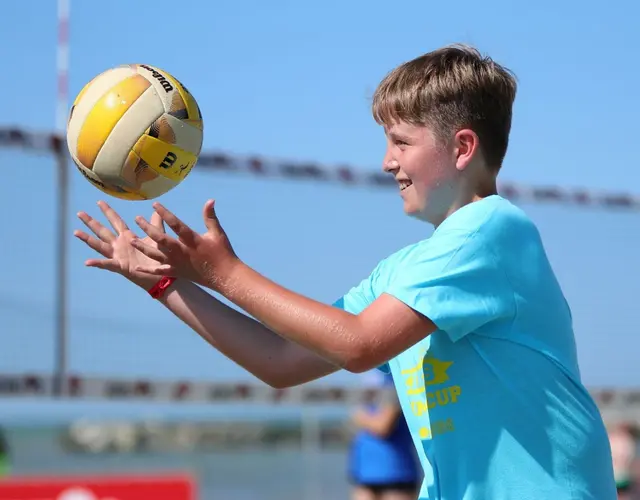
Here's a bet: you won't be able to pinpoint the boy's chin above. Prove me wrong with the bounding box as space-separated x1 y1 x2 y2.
402 199 417 215
403 202 424 219
403 201 438 225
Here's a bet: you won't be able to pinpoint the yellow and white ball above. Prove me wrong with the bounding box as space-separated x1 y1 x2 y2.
66 64 203 200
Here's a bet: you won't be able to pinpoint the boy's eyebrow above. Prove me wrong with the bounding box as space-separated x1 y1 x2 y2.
387 130 413 142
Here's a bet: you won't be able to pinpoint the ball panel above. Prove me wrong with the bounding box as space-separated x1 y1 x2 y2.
133 64 181 114
121 150 178 199
76 74 151 169
132 64 202 128
67 66 136 162
132 135 198 183
149 113 203 156
168 92 189 119
72 158 147 200
148 115 176 144
161 72 202 125
139 174 180 199
184 118 204 131
121 150 161 197
70 76 96 112
92 86 164 182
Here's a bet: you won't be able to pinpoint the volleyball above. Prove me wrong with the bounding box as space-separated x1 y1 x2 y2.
66 64 204 200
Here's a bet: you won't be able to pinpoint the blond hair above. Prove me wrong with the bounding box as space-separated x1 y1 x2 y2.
372 44 517 170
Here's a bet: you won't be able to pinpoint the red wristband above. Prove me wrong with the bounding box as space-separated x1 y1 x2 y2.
148 276 177 299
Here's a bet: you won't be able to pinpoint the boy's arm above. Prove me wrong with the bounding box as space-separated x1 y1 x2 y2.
159 280 340 388
134 205 437 374
136 203 513 374
214 263 437 373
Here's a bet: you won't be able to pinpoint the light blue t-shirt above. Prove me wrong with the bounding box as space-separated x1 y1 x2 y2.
334 195 616 500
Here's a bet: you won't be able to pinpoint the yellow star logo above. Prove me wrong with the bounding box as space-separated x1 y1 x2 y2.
423 356 453 386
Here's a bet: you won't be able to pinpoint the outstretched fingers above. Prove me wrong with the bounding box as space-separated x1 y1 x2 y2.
130 238 169 264
152 202 199 245
98 201 130 235
135 215 183 252
84 258 123 273
202 199 222 233
150 211 166 233
134 263 176 275
77 211 115 243
73 229 113 258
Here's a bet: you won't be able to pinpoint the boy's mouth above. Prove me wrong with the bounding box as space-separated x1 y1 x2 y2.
399 180 413 191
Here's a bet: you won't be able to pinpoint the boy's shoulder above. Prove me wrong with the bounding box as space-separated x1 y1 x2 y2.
397 195 538 251
374 196 542 282
435 195 542 254
439 195 534 235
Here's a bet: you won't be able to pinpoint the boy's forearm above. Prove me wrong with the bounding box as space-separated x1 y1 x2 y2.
213 262 377 372
158 280 339 387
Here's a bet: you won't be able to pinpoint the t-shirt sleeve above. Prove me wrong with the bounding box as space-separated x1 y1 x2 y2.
331 258 384 314
332 264 391 373
332 288 370 316
386 229 515 343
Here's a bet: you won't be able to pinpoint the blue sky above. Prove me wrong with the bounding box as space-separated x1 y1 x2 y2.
1 0 639 422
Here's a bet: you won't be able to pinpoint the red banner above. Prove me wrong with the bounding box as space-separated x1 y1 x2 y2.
0 473 196 500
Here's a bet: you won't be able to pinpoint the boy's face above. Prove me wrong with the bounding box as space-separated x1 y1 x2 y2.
382 121 461 225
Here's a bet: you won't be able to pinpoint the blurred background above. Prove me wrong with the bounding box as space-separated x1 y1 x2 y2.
1 0 640 499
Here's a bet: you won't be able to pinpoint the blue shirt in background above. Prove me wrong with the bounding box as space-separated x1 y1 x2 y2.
348 371 420 486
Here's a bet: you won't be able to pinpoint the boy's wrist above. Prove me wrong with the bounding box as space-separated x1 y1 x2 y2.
148 276 178 299
131 274 164 291
206 257 246 295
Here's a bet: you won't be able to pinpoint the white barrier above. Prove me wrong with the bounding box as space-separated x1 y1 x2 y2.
2 126 640 211
0 373 387 405
0 373 638 409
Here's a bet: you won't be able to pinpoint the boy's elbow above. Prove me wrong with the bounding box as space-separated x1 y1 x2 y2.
342 349 379 374
261 373 295 389
260 370 313 389
344 361 374 374
340 325 390 373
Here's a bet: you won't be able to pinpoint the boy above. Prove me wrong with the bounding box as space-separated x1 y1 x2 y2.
75 44 617 499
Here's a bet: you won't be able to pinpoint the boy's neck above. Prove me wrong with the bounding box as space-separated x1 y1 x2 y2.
476 175 499 198
432 178 499 228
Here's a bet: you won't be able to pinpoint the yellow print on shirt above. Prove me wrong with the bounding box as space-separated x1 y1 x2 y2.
401 355 453 394
400 352 462 439
410 385 462 416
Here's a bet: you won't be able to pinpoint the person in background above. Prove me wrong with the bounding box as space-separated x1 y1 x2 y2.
348 371 421 500
608 422 638 499
0 427 10 479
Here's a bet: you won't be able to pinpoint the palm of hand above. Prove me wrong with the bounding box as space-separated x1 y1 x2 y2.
112 230 162 280
74 201 169 290
129 199 240 289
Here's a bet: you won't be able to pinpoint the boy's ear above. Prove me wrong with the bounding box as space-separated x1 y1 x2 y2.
454 129 480 171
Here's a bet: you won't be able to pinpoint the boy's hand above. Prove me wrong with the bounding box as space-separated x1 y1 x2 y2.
74 201 168 291
131 199 241 289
